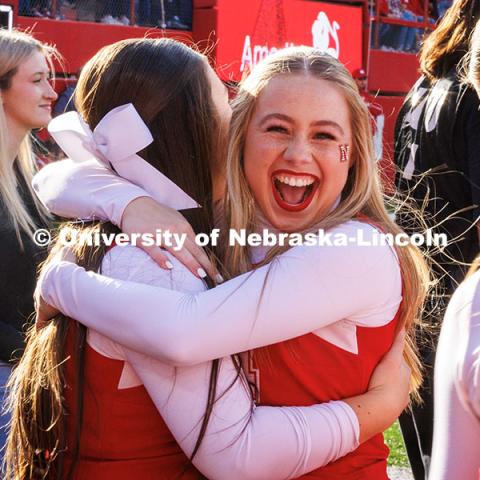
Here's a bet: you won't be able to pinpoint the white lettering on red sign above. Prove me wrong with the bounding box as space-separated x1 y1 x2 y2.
240 35 295 72
240 11 341 73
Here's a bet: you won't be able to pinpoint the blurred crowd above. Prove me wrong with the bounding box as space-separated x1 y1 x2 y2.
372 0 452 52
18 0 193 29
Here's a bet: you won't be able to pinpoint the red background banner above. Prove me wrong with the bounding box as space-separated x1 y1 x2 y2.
213 0 363 81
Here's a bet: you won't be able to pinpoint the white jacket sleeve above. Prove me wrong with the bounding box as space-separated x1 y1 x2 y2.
32 159 149 226
40 221 402 366
98 246 359 479
126 350 359 480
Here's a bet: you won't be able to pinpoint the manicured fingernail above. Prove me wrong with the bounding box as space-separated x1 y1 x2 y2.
215 274 224 283
197 268 207 278
166 261 174 269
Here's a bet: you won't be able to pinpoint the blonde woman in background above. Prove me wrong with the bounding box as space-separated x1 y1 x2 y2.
0 29 57 457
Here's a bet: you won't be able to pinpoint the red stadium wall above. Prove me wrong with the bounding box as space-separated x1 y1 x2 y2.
368 51 420 185
374 95 407 187
369 49 419 94
16 17 193 73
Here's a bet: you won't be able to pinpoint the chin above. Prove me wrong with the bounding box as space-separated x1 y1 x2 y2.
268 211 311 233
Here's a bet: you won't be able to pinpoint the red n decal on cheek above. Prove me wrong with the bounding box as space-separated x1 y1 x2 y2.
339 144 350 163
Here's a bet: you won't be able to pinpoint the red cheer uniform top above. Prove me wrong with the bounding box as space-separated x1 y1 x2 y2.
248 314 399 479
62 324 203 480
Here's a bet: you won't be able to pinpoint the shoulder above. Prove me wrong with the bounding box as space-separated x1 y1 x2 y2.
284 220 401 283
101 245 206 293
321 220 398 259
88 245 206 359
334 220 400 278
280 221 402 325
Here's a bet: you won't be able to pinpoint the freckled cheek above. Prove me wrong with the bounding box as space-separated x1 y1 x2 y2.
244 144 272 175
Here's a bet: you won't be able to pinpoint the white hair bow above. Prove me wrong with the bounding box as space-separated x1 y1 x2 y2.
48 103 199 210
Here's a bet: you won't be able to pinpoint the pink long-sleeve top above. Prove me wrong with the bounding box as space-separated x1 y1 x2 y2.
429 270 480 480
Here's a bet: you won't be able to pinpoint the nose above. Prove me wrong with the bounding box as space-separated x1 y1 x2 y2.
283 135 313 166
44 81 58 101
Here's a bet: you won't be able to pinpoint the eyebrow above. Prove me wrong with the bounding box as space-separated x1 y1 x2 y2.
259 113 345 135
30 71 50 77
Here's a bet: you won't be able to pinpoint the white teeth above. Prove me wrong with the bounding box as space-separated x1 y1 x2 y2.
274 174 316 187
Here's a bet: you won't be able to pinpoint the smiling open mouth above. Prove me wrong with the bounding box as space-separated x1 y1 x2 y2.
271 171 319 212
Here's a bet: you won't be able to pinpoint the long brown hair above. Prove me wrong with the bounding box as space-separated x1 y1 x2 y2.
420 0 480 81
3 224 111 479
3 38 238 479
222 47 430 399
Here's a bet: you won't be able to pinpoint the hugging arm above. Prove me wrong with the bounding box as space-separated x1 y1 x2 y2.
32 159 216 277
124 350 359 480
127 347 407 479
32 159 147 226
40 222 401 365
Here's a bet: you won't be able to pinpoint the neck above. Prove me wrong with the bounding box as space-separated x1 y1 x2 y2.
250 210 277 264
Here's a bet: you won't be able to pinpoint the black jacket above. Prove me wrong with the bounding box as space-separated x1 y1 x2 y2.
0 174 48 363
395 71 480 295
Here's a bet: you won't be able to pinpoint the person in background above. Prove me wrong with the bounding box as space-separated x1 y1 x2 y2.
165 0 192 30
380 0 419 52
0 29 57 460
99 0 129 25
429 261 480 480
18 0 32 16
52 78 77 116
429 21 480 479
394 0 480 478
352 67 384 161
436 0 451 18
137 0 161 27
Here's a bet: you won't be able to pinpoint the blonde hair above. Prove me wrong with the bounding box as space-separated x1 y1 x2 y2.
0 29 54 248
223 47 430 397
